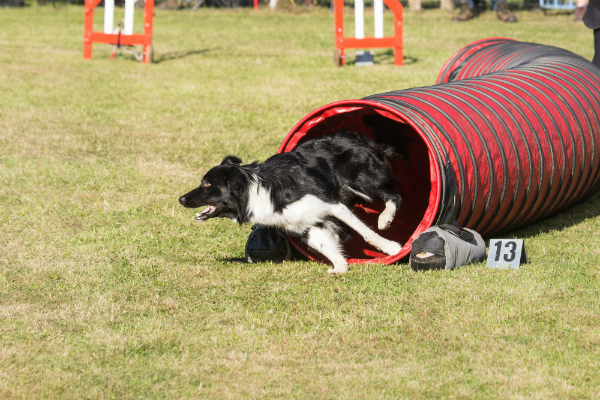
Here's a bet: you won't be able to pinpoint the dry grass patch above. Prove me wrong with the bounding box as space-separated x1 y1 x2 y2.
1 3 600 399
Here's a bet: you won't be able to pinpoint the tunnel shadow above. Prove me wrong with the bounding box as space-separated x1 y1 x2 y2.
494 191 600 240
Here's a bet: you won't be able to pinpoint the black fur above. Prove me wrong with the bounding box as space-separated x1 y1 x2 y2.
179 130 402 239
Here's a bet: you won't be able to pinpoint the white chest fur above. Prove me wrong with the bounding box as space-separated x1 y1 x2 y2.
246 182 330 234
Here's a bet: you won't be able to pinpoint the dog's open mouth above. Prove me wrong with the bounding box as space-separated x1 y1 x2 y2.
195 205 217 221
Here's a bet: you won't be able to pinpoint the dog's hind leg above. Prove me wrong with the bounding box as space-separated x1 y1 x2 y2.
306 226 349 274
328 203 402 256
378 193 402 231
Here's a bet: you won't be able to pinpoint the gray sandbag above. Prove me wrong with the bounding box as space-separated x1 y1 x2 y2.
409 224 486 270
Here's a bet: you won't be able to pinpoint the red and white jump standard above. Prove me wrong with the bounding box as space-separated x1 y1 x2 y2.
83 0 155 64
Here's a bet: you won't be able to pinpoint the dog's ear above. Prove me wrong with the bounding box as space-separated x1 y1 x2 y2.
224 169 244 197
220 156 243 166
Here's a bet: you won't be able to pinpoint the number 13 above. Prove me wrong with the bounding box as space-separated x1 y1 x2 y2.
494 240 517 262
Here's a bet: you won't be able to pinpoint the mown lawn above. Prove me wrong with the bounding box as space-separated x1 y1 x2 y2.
1 3 599 398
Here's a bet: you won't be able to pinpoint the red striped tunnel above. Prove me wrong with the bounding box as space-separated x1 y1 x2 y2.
279 38 600 265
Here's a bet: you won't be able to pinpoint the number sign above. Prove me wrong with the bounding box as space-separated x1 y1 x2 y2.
486 239 528 269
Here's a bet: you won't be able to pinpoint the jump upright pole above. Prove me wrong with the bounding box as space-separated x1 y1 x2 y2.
280 39 600 265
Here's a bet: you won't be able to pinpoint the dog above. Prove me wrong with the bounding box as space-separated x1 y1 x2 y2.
178 130 403 273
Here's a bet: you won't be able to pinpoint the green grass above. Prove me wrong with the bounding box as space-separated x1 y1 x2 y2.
1 3 600 398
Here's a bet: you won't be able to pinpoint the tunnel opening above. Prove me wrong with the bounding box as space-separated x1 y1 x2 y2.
278 100 442 264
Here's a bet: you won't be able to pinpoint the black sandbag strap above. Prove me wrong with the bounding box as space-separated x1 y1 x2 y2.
438 224 475 241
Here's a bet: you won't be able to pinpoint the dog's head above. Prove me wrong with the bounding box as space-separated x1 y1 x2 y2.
179 156 247 222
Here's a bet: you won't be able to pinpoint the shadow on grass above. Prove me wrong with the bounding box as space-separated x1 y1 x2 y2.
153 48 216 64
504 191 600 239
222 53 284 58
216 257 247 264
216 250 310 264
345 50 418 66
154 49 285 63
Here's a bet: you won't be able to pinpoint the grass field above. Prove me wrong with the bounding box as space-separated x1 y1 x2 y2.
1 3 600 398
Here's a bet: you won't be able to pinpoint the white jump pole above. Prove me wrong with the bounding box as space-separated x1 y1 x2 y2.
374 0 384 39
104 0 115 34
355 0 365 39
124 0 136 35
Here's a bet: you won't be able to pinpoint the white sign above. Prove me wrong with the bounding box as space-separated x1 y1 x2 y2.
486 239 528 269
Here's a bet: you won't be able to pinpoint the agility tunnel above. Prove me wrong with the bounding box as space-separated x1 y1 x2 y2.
278 38 600 265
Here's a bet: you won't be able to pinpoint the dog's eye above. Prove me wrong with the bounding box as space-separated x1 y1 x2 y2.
203 181 211 187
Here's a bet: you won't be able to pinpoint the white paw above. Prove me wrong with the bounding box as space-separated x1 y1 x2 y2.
379 240 402 256
327 264 349 274
378 212 394 230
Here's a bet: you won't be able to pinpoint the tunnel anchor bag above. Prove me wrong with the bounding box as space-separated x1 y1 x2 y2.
410 224 486 270
245 225 293 263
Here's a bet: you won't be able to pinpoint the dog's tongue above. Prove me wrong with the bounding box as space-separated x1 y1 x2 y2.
195 206 215 221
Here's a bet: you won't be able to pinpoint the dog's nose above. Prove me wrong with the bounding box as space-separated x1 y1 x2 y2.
179 196 186 206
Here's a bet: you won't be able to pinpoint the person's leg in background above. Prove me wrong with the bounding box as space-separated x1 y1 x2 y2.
453 0 516 22
575 0 589 21
495 0 518 22
452 0 479 21
583 0 600 66
594 28 600 67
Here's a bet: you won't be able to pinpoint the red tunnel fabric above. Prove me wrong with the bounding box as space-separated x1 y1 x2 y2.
279 39 600 265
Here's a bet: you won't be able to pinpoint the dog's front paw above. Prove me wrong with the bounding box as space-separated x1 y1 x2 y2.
380 240 402 256
378 212 394 230
327 264 349 274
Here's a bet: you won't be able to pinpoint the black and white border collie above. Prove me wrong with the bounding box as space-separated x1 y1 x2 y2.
179 131 402 273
